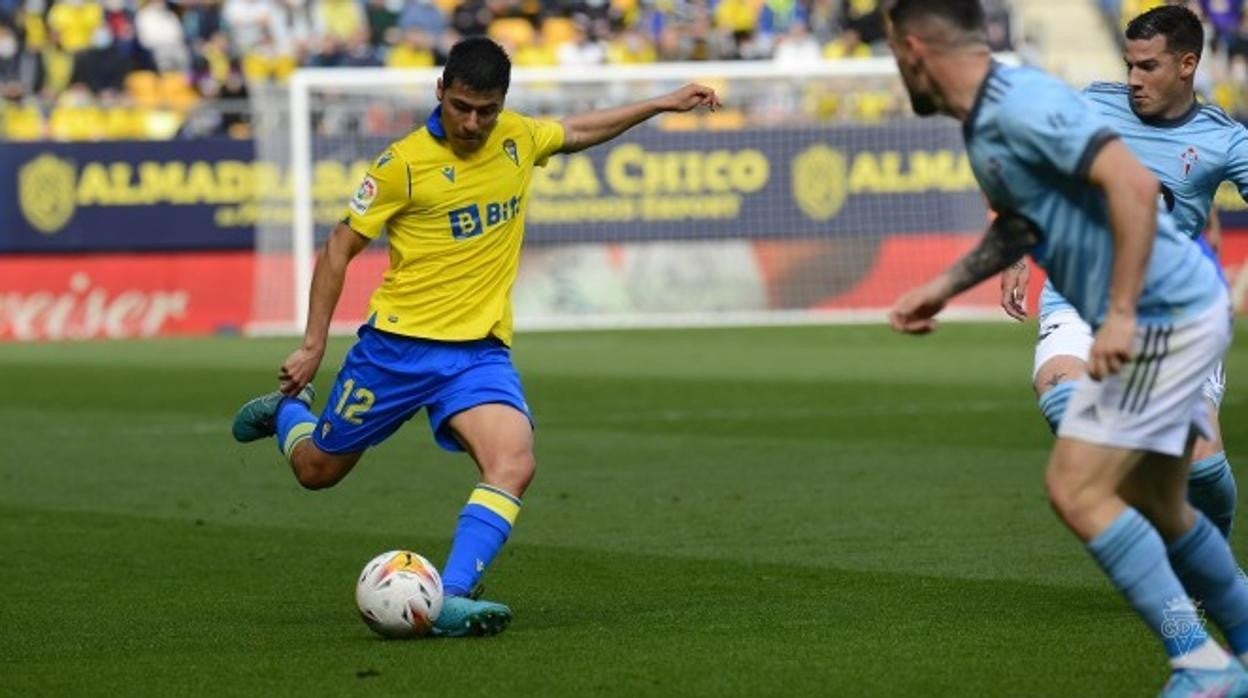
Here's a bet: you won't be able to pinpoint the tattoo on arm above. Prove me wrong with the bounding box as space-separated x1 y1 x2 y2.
946 213 1042 295
1046 372 1067 389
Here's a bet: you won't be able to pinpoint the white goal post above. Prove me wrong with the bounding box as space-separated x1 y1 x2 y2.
251 58 1016 336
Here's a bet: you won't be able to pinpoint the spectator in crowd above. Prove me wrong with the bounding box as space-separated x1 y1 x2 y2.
314 0 365 42
823 25 870 58
398 0 446 37
450 0 493 37
137 0 191 72
222 0 281 52
364 0 398 45
840 0 883 44
772 21 821 64
178 0 225 42
607 24 656 62
714 0 761 57
385 25 435 66
47 0 104 52
556 17 604 65
71 25 130 93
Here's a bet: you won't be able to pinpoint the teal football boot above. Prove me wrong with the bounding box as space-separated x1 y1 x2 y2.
231 385 315 443
432 595 512 638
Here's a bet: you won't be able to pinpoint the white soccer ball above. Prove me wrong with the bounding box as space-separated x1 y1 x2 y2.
355 550 444 638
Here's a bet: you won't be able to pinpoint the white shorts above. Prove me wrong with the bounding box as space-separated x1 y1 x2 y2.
1056 291 1232 456
1034 309 1226 408
1033 309 1094 381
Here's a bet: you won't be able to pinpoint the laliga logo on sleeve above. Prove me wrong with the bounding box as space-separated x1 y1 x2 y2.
350 175 378 215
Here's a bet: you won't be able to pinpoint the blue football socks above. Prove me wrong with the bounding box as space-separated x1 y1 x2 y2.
1167 512 1248 656
1088 508 1210 659
275 397 316 459
1188 453 1237 538
1037 381 1076 434
442 484 521 597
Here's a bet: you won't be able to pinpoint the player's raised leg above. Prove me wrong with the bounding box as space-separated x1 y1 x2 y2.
431 402 535 637
233 384 366 489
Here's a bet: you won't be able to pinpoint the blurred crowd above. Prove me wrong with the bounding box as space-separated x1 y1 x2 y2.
0 0 1019 141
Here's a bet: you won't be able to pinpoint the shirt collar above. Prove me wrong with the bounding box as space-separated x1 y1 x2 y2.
962 60 999 142
1135 99 1201 129
426 106 446 139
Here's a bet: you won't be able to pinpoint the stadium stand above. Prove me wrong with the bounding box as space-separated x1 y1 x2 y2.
0 0 1020 141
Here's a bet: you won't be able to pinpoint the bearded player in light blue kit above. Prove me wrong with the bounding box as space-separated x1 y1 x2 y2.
1001 5 1248 540
885 0 1248 694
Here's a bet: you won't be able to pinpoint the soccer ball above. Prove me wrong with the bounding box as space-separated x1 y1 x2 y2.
355 550 444 638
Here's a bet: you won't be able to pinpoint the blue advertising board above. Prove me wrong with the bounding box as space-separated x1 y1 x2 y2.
3 123 1246 253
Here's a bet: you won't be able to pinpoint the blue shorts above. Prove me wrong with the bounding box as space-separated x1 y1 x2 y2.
313 326 531 454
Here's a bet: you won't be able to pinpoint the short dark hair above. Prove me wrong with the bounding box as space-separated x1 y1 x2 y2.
886 0 987 39
1125 5 1203 59
442 37 511 93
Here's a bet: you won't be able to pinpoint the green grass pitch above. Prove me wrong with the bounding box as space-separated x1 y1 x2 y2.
2 323 1246 696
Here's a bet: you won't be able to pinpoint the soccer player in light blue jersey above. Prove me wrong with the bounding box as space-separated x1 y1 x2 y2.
884 0 1248 694
1000 5 1248 541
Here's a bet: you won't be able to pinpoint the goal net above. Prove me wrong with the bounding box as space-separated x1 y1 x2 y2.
249 60 1002 336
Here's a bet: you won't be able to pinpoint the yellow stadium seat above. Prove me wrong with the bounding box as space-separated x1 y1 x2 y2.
49 105 105 141
540 17 578 49
705 109 745 130
3 103 45 140
659 112 700 131
126 70 161 108
158 73 199 111
853 91 894 122
513 43 556 67
141 109 184 139
104 106 145 139
489 17 536 49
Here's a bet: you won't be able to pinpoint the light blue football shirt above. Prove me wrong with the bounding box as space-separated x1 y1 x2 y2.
966 63 1223 327
1037 80 1248 318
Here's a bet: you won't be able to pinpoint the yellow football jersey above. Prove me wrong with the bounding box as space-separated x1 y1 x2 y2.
341 108 564 345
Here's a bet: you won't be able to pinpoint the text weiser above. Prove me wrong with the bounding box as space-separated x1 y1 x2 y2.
0 253 252 341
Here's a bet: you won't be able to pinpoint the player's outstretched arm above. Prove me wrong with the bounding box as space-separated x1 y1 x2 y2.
890 212 1040 334
279 222 371 395
557 83 721 154
1085 139 1158 379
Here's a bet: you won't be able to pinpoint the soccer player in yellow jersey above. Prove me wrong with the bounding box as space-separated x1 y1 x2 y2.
232 37 720 637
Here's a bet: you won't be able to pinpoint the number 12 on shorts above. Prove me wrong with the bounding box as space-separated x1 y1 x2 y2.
334 378 375 425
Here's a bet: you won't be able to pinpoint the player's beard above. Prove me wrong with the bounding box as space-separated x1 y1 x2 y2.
909 90 939 116
898 64 939 116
